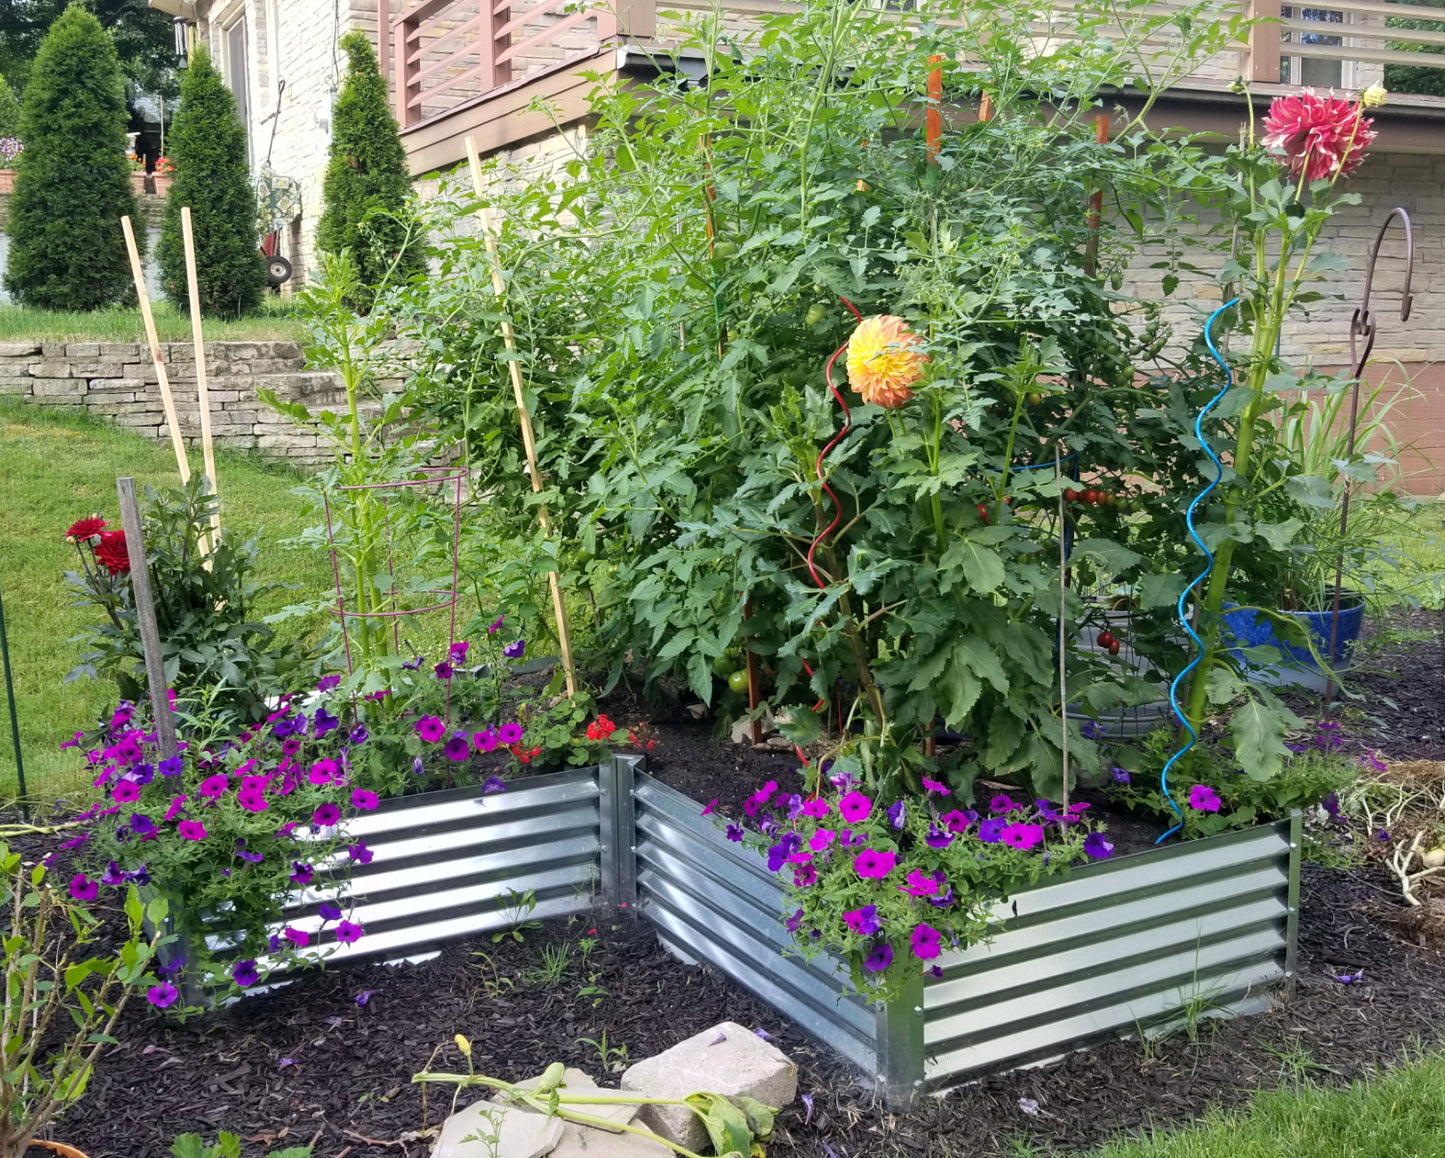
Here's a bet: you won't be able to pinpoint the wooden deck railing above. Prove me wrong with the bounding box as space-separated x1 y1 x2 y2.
377 0 1445 132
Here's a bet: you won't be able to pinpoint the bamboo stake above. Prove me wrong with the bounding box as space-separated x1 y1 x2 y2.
180 207 220 555
122 216 190 484
463 137 578 697
1057 444 1069 810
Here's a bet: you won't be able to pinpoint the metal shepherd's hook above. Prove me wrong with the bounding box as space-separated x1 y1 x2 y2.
1325 208 1414 707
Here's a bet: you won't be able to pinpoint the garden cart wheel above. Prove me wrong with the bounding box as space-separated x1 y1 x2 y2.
266 254 292 287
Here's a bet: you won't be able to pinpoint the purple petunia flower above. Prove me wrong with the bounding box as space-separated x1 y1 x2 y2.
290 862 314 885
863 943 894 973
434 662 454 681
497 722 524 745
1188 784 1222 813
910 923 943 960
401 656 425 671
1001 822 1045 851
132 763 155 786
1080 720 1106 740
1112 767 1131 784
349 724 369 745
101 861 126 886
237 849 264 864
147 981 179 1009
887 799 906 830
925 825 954 850
352 789 379 811
415 717 446 743
444 735 472 762
1360 751 1387 775
232 959 259 987
272 718 295 739
1083 832 1114 860
844 905 880 937
988 794 1017 814
1331 968 1364 984
977 817 1006 843
785 794 805 821
336 920 365 944
412 756 425 776
853 848 897 880
131 813 157 839
726 823 744 842
317 674 342 693
1322 792 1342 822
838 791 872 824
314 708 340 737
69 873 99 902
785 908 805 933
502 640 526 660
319 902 343 923
482 776 507 794
347 841 374 865
158 756 184 778
313 803 341 828
354 989 378 1006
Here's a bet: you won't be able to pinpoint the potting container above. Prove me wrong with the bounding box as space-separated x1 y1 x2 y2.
174 756 1300 1106
1223 595 1366 689
1066 601 1174 739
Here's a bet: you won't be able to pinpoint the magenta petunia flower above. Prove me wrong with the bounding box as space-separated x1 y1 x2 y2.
800 798 830 818
147 981 179 1008
444 735 471 762
938 809 976 834
283 926 310 949
449 640 470 664
497 722 523 745
163 794 187 821
69 873 99 902
1188 784 1222 812
197 773 229 799
112 779 141 804
1001 822 1044 851
921 777 950 796
853 847 897 880
474 728 499 754
336 920 365 944
177 820 207 841
347 841 374 864
351 789 379 811
910 923 943 961
898 869 939 897
312 803 341 827
415 716 446 743
433 662 454 680
743 781 777 818
237 789 268 814
838 791 873 824
309 759 337 785
808 828 836 853
844 904 880 937
792 861 817 887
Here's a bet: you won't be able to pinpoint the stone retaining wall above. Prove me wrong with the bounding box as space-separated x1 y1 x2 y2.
0 339 342 467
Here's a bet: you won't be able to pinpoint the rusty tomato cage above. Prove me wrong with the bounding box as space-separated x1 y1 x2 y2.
322 465 466 721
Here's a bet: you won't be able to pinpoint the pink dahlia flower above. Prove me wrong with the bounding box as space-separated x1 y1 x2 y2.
1261 89 1375 182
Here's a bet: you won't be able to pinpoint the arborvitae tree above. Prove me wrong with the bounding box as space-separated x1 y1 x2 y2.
4 5 139 310
156 44 265 317
316 30 424 309
0 73 20 139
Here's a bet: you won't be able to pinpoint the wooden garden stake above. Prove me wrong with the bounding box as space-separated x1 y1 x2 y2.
1057 445 1070 810
926 55 943 160
1083 114 1110 278
180 207 220 555
122 216 190 485
463 137 578 696
117 478 178 762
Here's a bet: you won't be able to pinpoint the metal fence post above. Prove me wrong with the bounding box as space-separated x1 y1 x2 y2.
1285 808 1302 998
612 754 640 909
597 759 618 906
875 969 925 1108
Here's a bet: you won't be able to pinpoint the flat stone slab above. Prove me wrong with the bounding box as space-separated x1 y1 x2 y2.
549 1122 671 1157
494 1067 639 1134
431 1099 564 1158
621 1021 795 1153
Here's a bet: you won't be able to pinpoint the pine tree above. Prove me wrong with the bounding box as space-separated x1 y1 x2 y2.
4 5 139 311
156 44 265 317
316 30 424 310
0 73 20 139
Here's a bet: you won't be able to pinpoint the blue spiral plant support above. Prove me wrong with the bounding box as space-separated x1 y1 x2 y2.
1156 297 1240 844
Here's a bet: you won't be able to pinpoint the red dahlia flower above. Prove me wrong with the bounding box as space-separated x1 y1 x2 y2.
1261 89 1375 182
65 517 107 543
94 530 131 575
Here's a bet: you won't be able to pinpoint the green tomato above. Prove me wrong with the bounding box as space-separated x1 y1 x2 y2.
711 241 738 264
713 654 738 677
805 303 827 326
727 669 750 695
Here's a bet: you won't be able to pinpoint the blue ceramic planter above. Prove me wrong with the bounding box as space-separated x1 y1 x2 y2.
1222 596 1365 668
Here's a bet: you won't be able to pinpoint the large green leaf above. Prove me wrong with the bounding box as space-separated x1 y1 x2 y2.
1230 698 1294 781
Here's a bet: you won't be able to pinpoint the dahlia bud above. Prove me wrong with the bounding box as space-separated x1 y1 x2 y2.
1361 83 1387 109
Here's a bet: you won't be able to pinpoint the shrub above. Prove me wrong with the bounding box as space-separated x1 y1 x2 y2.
0 71 19 139
315 30 424 310
3 5 139 310
156 44 265 317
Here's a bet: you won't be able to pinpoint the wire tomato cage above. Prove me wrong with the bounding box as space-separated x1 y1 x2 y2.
322 466 466 722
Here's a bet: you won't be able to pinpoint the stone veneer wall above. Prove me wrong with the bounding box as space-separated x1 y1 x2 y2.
0 340 342 467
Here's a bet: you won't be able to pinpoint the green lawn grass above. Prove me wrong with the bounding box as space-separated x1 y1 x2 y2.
0 398 331 799
0 299 307 344
1082 1050 1445 1157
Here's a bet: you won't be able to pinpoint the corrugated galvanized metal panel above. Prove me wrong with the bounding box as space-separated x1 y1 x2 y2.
922 817 1297 1084
632 773 880 1077
282 769 604 966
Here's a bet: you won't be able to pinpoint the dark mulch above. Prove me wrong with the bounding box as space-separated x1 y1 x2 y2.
1343 605 1445 761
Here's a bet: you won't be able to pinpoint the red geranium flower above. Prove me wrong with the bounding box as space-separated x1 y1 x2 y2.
65 517 107 543
1261 89 1375 182
94 530 131 576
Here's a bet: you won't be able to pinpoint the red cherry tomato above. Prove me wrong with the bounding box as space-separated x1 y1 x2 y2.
1085 489 1102 505
1108 640 1121 657
1063 488 1079 503
976 503 990 522
1097 631 1115 649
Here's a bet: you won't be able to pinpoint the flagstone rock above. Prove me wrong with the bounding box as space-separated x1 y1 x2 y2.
620 1021 795 1152
494 1067 640 1133
431 1099 564 1158
548 1122 672 1157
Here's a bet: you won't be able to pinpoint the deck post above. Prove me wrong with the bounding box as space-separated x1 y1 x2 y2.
1250 0 1283 84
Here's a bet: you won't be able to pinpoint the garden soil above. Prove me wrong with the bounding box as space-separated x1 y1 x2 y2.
18 609 1445 1158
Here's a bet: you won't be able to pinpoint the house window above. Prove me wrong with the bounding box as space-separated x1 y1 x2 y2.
1281 7 1346 88
223 11 251 141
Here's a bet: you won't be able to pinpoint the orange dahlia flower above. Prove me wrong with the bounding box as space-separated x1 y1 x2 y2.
846 315 928 408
